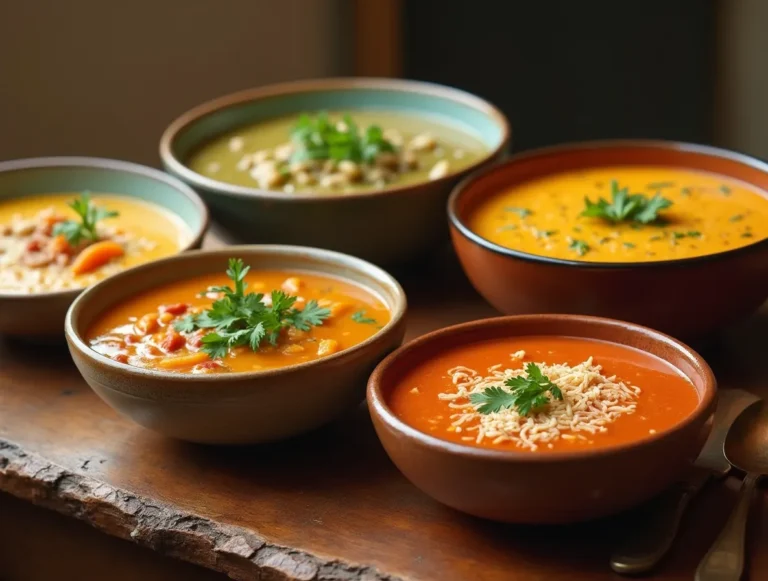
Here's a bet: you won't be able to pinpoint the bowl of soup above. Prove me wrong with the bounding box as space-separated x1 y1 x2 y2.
368 314 715 524
160 78 509 266
448 141 768 338
0 157 208 336
65 245 407 444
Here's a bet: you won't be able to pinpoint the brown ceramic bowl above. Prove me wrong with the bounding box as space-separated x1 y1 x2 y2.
368 314 716 524
65 245 407 444
160 77 510 267
0 157 208 337
448 140 768 338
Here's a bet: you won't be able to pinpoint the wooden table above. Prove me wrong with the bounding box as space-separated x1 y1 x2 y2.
1 242 767 581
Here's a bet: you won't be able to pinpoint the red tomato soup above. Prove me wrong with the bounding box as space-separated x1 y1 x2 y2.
389 336 699 453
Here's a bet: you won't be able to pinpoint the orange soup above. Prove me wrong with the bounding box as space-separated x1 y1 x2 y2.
390 336 699 453
88 261 391 374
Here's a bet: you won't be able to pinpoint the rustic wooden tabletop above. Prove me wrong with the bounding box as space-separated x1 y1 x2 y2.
1 239 767 581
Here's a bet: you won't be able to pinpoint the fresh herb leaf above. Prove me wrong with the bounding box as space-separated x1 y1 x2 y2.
350 310 378 325
581 180 672 225
52 192 119 245
536 229 558 239
469 363 563 416
290 112 395 164
649 235 663 241
687 231 702 238
173 258 331 358
569 239 590 256
623 242 636 249
504 207 532 218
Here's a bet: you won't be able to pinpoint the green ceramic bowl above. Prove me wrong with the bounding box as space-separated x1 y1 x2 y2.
160 78 510 267
0 157 208 337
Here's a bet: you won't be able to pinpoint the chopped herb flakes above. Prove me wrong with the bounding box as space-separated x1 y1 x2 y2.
504 207 532 218
623 242 636 249
729 214 744 222
350 310 378 325
569 239 590 256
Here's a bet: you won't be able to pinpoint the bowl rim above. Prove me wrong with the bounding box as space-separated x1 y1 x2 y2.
0 156 210 300
448 139 768 269
367 313 717 463
159 76 511 201
65 244 408 383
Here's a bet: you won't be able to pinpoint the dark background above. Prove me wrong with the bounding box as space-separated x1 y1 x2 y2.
403 0 716 152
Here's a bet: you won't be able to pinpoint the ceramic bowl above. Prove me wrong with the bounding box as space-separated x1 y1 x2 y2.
65 245 407 444
367 314 716 524
448 140 768 338
160 78 509 267
0 157 208 337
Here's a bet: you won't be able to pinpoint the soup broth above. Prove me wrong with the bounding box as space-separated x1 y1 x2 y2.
0 193 190 294
390 336 699 453
188 110 487 194
469 167 768 262
88 268 391 373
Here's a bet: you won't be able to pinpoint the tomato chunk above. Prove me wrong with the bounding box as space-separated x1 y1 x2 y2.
161 332 186 353
160 303 189 316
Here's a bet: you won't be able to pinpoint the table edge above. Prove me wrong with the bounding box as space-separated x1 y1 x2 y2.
0 437 401 581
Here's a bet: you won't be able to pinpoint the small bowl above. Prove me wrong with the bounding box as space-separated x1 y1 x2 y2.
0 157 208 337
160 77 509 267
368 314 716 524
65 245 407 444
448 140 768 338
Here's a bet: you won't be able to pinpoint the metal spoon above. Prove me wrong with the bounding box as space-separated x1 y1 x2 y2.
696 400 768 581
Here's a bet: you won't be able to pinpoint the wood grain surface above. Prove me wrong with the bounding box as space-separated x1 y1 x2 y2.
1 243 767 581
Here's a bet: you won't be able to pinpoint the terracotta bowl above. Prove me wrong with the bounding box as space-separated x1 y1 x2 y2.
65 245 407 444
160 77 509 267
0 157 208 337
448 140 768 338
367 314 716 524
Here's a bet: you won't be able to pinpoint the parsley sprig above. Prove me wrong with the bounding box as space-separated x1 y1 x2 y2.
52 192 119 245
469 363 564 416
174 259 331 359
581 180 673 225
290 112 396 164
351 310 377 325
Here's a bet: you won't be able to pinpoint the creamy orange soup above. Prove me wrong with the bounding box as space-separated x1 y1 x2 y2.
469 167 768 262
88 269 391 373
0 193 190 293
390 336 699 453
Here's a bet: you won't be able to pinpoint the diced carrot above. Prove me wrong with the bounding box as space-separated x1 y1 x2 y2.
112 354 129 364
157 352 210 369
50 234 72 255
161 331 186 352
160 303 188 316
71 240 124 275
40 215 65 236
317 339 339 356
135 313 159 335
159 312 174 325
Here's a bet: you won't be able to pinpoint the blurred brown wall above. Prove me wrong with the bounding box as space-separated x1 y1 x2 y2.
0 0 350 166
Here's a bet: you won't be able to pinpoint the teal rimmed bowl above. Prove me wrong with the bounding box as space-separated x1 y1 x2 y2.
0 157 208 337
160 78 510 267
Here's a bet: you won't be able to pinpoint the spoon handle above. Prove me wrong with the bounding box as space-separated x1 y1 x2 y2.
695 474 759 581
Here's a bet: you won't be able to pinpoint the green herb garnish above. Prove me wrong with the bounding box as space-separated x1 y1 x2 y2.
537 229 558 239
569 239 590 256
719 185 732 196
174 259 330 359
647 181 675 190
498 224 518 231
290 112 395 164
351 310 378 325
680 187 692 197
623 242 636 249
742 232 754 238
729 214 744 222
504 207 532 218
469 363 563 416
581 180 673 225
52 192 118 245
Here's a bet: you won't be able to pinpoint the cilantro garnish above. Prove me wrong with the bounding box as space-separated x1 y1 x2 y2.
469 363 564 416
290 112 395 164
569 239 590 256
351 310 377 325
581 180 673 225
504 207 532 218
52 192 119 245
174 259 330 359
